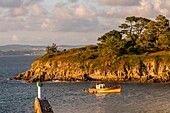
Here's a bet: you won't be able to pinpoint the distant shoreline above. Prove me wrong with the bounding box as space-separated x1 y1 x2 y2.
0 44 85 56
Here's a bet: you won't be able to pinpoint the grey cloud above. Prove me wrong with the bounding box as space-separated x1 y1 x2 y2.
52 4 100 32
6 2 46 17
0 0 43 8
99 0 140 6
152 0 169 16
98 0 158 19
0 0 23 8
0 20 24 32
57 18 100 32
0 14 44 32
68 0 79 3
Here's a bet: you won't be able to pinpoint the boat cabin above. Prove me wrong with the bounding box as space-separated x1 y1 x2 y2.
96 84 105 89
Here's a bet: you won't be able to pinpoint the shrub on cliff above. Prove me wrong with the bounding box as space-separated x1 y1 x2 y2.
46 43 58 54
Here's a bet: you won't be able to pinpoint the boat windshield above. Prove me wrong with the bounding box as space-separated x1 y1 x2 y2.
96 84 105 89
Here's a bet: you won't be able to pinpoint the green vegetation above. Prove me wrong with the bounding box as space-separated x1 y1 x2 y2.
98 15 170 55
42 15 170 68
46 43 58 54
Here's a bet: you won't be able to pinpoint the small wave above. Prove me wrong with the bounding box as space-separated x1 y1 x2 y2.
0 78 8 80
50 80 75 83
51 80 61 82
7 78 29 84
6 78 10 80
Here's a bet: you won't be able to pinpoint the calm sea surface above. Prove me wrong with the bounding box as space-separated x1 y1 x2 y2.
0 55 170 113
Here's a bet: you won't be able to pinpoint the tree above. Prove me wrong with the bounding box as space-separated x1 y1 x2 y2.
133 17 150 35
46 43 58 54
119 16 150 45
137 15 170 51
156 31 170 50
119 23 129 34
98 30 126 55
155 15 170 50
98 29 122 43
155 15 169 37
98 15 170 55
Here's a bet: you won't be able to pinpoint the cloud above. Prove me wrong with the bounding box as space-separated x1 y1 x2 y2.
11 34 20 42
151 0 168 16
52 3 99 32
41 18 50 29
0 16 27 32
99 0 156 19
53 4 73 20
0 0 23 8
68 0 78 3
30 4 47 16
53 3 96 19
0 3 48 32
164 0 170 7
9 7 28 17
0 0 43 8
74 5 95 18
99 0 140 6
125 0 155 17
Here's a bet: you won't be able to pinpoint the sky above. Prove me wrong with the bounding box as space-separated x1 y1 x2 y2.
0 0 170 46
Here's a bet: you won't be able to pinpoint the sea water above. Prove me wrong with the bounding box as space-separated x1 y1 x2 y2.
0 55 170 113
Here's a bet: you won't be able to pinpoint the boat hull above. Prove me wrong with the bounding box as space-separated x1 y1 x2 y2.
84 85 121 94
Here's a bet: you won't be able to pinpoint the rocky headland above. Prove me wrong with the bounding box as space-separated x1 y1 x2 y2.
11 47 170 83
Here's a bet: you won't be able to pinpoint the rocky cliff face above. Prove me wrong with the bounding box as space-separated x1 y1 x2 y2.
12 54 170 83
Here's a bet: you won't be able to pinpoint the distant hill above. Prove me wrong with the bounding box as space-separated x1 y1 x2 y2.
0 44 46 51
0 44 85 55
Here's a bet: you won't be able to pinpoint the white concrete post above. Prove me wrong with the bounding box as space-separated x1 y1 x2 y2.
38 85 41 99
37 82 42 99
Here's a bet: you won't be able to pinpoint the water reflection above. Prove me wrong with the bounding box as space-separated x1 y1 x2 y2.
95 93 121 98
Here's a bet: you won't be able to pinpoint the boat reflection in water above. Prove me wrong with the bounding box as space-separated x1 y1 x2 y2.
83 83 121 94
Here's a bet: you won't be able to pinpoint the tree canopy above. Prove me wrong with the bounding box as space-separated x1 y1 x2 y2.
98 15 170 55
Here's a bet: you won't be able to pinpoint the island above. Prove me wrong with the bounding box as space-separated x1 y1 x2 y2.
11 15 170 83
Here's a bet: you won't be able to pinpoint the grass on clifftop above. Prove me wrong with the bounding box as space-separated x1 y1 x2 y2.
35 45 170 71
